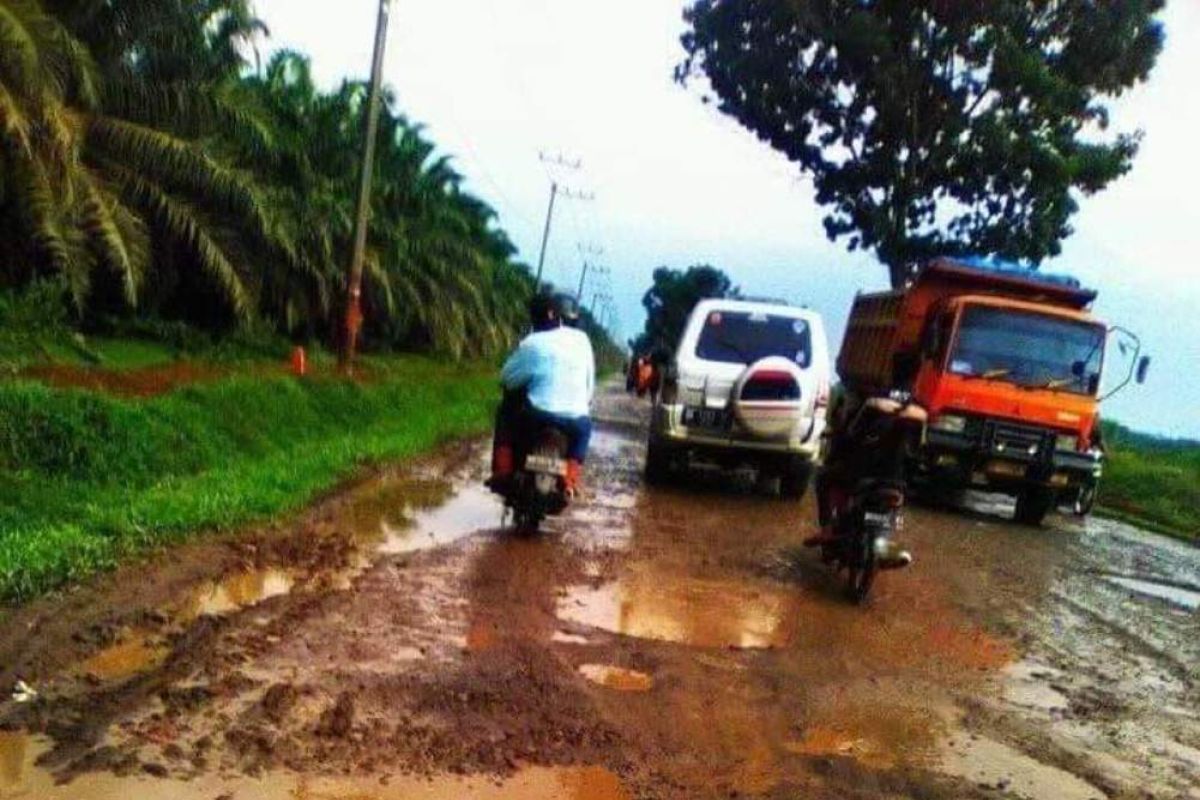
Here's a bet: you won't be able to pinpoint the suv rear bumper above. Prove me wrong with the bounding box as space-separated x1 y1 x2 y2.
651 403 822 460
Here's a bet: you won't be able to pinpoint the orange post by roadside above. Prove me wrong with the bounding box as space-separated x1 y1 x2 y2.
291 346 307 377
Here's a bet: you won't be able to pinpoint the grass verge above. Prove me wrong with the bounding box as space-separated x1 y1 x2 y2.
0 357 496 602
1097 423 1199 543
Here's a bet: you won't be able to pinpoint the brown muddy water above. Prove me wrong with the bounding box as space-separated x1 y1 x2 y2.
1 386 1198 799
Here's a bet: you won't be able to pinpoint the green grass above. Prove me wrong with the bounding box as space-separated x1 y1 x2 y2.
1098 422 1200 542
0 357 497 602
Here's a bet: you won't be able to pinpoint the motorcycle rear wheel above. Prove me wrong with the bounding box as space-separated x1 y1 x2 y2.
844 530 878 604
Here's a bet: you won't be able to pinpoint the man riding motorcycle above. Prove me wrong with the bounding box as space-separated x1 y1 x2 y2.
807 391 924 569
487 292 596 498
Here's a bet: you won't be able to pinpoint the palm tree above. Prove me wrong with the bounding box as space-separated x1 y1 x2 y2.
0 0 283 321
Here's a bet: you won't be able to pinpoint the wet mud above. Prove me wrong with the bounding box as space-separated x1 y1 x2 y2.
0 384 1197 799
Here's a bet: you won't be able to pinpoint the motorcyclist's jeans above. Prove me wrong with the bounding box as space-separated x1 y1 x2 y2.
494 393 593 463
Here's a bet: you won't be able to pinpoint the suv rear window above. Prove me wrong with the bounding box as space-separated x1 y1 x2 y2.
695 310 812 367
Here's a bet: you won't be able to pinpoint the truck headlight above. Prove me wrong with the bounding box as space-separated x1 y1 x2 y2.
931 414 967 434
1055 434 1079 452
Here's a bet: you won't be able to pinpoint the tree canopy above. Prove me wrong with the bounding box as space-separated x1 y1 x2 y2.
631 264 738 357
679 0 1165 286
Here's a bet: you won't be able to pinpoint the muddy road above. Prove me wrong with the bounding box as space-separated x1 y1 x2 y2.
1 384 1197 799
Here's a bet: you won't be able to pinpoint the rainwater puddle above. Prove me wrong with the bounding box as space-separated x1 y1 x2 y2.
552 631 590 645
378 482 504 554
578 664 654 692
179 568 295 619
556 572 793 649
0 733 627 800
939 734 1102 800
77 630 169 682
1105 576 1200 611
783 728 898 770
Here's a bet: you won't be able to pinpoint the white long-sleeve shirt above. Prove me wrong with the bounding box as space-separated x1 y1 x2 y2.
500 326 595 418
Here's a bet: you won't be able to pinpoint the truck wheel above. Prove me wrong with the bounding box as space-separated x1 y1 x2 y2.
1014 488 1055 526
645 438 672 486
779 457 812 500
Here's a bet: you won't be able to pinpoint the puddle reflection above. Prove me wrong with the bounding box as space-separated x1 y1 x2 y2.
557 570 793 650
78 630 169 682
578 664 654 692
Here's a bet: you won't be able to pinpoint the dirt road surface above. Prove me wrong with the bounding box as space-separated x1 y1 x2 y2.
2 384 1197 799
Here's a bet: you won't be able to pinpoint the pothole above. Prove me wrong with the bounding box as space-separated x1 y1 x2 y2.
556 571 794 649
578 664 654 692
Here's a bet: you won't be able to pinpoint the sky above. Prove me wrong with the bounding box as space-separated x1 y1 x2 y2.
254 0 1200 439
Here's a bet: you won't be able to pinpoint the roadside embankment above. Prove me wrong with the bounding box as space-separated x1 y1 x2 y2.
0 357 496 602
1098 425 1199 542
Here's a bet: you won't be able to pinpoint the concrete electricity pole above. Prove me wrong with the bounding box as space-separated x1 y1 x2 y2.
340 0 393 370
533 153 591 293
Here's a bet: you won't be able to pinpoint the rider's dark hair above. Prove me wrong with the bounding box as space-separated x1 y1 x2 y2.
529 292 560 331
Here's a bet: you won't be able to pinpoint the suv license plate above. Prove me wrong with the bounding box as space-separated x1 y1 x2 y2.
525 454 567 476
682 406 730 431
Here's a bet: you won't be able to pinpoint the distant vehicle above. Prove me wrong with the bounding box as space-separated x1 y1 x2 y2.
645 299 831 498
836 257 1149 526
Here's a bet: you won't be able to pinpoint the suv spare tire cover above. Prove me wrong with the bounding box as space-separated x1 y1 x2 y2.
731 356 805 440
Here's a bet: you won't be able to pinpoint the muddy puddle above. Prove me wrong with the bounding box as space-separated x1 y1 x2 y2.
77 630 169 682
0 731 627 800
557 571 794 649
1105 575 1200 611
578 664 654 692
377 481 504 554
180 567 295 619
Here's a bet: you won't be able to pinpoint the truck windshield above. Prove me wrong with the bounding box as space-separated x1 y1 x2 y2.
949 306 1105 395
696 311 812 367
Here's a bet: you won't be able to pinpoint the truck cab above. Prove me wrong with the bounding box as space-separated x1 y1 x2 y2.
836 258 1145 525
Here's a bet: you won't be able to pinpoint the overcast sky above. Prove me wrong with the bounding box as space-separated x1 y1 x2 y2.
255 0 1199 438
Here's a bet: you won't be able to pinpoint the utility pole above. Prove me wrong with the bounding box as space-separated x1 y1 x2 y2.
533 181 558 290
575 243 604 301
340 0 393 370
532 153 591 294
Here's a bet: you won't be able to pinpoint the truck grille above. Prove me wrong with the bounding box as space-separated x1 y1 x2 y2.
983 420 1053 460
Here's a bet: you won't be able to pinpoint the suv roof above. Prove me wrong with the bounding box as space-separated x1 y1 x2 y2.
692 298 818 319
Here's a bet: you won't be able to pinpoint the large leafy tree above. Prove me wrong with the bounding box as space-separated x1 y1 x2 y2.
632 264 738 356
679 0 1165 286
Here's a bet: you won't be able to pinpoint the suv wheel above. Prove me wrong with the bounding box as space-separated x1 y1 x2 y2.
645 437 672 486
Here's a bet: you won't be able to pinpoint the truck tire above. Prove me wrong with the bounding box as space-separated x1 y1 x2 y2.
645 438 672 486
778 457 812 500
1014 488 1055 527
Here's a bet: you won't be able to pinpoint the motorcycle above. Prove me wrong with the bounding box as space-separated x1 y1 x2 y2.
823 478 909 603
501 415 572 536
817 394 925 603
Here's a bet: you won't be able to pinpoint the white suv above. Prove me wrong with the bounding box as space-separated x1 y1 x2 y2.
646 299 831 498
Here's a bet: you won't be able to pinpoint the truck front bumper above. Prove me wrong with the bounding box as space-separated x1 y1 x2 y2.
920 429 1102 494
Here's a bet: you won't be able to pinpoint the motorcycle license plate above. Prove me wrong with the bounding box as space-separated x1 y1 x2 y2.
525 454 567 476
682 406 730 431
863 511 893 527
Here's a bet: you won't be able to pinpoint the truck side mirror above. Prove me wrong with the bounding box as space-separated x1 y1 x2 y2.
1136 356 1151 384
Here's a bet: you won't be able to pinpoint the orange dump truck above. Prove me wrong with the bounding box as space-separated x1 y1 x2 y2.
837 257 1144 525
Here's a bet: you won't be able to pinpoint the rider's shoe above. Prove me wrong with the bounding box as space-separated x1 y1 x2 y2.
875 539 913 570
564 459 584 499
